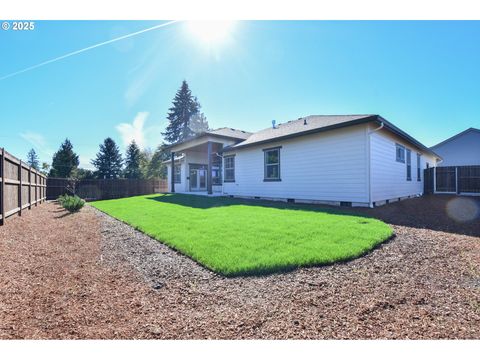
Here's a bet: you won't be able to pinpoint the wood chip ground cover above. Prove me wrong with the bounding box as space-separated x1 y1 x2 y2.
0 195 479 339
90 194 393 276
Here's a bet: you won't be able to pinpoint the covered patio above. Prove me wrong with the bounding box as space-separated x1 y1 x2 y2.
165 128 251 195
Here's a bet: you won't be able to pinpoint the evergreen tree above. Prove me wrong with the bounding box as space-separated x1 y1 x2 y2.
146 144 169 179
49 139 79 178
91 137 123 179
139 148 153 179
72 167 95 180
124 140 143 179
26 148 40 170
41 162 50 176
162 80 209 143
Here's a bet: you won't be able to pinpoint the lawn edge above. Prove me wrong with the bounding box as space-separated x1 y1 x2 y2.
89 202 395 278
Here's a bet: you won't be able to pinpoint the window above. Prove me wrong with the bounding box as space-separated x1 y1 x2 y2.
417 153 421 181
406 149 412 181
212 166 222 185
396 144 405 163
174 165 181 183
264 147 281 181
224 155 235 182
212 156 222 185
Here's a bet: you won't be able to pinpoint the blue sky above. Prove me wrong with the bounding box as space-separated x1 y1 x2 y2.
1 20 479 168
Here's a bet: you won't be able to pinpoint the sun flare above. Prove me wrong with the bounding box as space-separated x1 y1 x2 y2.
185 20 236 48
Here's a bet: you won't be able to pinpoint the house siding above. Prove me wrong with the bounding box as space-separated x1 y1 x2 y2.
167 161 187 193
223 124 370 205
370 127 437 203
431 130 480 166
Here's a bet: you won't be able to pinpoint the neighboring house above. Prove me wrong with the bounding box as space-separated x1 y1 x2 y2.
166 115 441 207
430 128 480 166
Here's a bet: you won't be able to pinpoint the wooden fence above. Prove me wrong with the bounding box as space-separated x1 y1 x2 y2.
0 148 47 225
424 165 480 195
47 177 168 201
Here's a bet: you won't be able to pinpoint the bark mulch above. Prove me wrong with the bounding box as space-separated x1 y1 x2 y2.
0 197 479 339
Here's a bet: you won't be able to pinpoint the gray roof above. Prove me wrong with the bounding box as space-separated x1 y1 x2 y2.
431 127 480 149
229 115 375 149
164 127 252 150
207 127 252 140
225 114 440 159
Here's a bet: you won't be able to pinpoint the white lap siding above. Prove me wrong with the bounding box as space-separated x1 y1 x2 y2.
167 161 187 192
222 124 370 205
369 128 436 203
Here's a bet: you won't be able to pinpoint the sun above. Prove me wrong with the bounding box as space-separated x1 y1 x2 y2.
184 21 236 48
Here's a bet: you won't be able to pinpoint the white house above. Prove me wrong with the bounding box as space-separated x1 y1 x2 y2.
430 128 480 166
166 115 441 207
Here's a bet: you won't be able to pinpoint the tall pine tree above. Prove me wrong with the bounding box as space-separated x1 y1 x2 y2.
26 148 40 170
50 139 79 177
91 137 123 179
162 80 209 143
124 140 143 179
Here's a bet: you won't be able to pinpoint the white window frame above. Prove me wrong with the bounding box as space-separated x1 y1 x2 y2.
396 143 405 163
417 153 421 181
174 164 181 183
224 155 235 182
406 149 412 181
263 147 281 181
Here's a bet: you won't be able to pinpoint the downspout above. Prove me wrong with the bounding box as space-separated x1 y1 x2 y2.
367 122 384 208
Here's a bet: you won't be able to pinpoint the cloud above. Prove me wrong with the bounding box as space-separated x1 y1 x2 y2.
116 112 149 149
78 155 95 170
19 131 53 157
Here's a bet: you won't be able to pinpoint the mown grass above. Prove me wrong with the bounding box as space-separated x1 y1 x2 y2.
91 194 393 276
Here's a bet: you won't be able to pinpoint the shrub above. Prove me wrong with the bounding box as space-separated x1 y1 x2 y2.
58 194 85 213
57 194 68 206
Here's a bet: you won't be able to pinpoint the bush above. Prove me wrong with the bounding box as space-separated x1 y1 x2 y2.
57 194 67 205
57 194 85 213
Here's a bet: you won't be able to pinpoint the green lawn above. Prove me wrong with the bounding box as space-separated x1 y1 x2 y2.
91 194 393 276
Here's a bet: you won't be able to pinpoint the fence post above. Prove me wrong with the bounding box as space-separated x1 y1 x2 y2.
18 160 22 216
1 148 5 225
433 167 437 194
35 172 38 206
28 166 32 209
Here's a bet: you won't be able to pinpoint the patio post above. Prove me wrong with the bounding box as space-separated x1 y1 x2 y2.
207 141 213 195
170 152 175 193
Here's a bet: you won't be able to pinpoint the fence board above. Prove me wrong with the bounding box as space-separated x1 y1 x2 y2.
424 165 480 195
0 147 47 225
424 167 434 194
435 166 457 193
458 165 480 193
47 177 168 201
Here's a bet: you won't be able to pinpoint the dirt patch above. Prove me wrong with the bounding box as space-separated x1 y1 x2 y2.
1 199 479 339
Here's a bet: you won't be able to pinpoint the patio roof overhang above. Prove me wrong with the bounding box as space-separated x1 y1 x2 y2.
165 134 244 153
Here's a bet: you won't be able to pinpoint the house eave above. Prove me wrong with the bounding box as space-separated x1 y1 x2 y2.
164 133 248 152
222 116 379 152
222 115 442 161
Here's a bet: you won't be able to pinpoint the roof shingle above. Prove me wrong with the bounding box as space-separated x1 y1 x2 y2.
230 115 375 149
